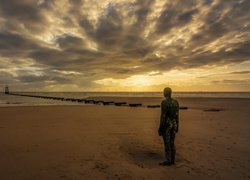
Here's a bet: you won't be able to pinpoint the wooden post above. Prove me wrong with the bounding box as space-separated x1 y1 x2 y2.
5 85 9 94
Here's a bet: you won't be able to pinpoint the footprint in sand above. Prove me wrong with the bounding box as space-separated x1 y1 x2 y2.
174 157 192 169
125 148 164 168
93 161 109 173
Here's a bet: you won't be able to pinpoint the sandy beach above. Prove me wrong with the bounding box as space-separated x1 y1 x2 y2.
0 97 250 180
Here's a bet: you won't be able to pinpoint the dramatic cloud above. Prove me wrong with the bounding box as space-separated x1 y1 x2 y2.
0 0 249 91
229 71 250 75
212 79 250 84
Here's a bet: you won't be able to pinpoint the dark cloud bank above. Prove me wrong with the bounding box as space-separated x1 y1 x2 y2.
0 0 249 90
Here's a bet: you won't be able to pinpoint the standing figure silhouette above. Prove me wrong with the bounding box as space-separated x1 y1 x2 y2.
158 87 179 166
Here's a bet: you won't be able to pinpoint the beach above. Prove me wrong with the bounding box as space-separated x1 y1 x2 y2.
0 97 250 180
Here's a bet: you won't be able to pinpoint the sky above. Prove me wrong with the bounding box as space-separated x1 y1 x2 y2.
0 0 250 92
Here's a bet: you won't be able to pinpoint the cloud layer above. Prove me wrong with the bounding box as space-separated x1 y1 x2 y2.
0 0 249 91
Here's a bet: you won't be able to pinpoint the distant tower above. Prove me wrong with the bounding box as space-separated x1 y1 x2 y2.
5 85 9 94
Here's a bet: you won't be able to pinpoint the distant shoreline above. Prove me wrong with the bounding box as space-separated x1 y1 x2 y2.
1 91 250 93
1 92 250 99
1 96 250 108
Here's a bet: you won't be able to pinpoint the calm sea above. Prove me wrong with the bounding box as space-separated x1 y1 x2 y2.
0 92 250 107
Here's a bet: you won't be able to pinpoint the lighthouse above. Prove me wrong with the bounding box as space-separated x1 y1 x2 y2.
5 85 9 94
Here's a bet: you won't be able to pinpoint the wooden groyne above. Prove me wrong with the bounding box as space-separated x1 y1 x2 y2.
6 93 188 110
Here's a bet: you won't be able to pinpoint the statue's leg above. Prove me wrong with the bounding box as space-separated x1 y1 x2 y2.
163 130 171 163
170 128 176 164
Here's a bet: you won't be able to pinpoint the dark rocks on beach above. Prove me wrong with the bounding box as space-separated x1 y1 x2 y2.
94 101 104 104
147 105 160 108
204 108 223 112
77 99 85 103
114 102 127 106
53 97 61 100
89 100 95 103
179 106 188 110
103 101 114 105
129 103 142 107
64 98 74 101
85 100 95 104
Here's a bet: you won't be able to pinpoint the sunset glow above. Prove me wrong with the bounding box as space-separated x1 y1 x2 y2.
0 0 249 92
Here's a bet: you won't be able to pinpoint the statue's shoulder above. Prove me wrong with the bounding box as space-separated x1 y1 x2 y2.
172 98 178 103
171 98 179 107
161 99 168 106
161 98 178 107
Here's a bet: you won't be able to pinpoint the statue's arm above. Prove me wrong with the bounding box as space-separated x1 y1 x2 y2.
158 101 165 136
176 101 180 133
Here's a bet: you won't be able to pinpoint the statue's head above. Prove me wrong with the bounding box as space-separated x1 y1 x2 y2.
163 87 172 98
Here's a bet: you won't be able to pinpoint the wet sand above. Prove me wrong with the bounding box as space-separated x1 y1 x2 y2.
0 98 250 179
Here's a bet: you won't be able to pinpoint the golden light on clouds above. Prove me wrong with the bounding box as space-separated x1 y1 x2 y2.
0 0 249 92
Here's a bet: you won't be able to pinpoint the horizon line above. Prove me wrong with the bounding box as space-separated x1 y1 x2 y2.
2 91 250 93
